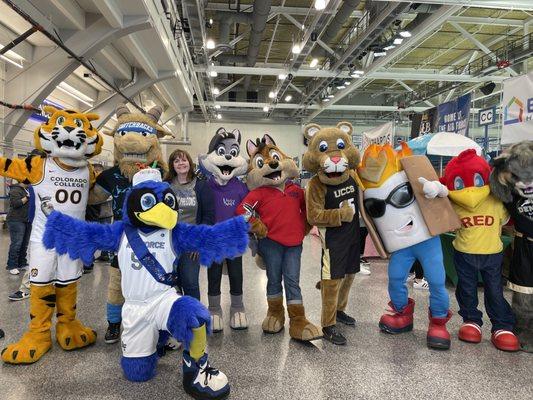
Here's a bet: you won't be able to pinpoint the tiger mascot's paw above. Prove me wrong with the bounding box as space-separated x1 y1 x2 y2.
1 331 52 364
56 320 97 351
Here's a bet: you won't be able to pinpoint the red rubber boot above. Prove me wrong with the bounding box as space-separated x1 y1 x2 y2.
458 322 482 343
491 330 520 352
379 298 415 334
427 311 452 350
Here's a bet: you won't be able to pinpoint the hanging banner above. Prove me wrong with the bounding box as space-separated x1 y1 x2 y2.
410 107 438 138
361 122 394 151
502 72 533 145
437 93 471 136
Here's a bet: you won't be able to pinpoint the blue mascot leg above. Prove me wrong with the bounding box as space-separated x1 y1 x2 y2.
167 296 230 400
121 353 158 382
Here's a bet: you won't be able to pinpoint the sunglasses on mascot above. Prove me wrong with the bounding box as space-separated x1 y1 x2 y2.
363 182 415 218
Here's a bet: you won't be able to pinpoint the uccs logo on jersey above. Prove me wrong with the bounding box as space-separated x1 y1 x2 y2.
36 106 103 166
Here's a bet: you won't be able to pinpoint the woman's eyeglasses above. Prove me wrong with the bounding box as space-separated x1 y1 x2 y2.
363 182 415 218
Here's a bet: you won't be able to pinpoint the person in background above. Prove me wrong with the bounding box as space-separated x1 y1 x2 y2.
165 149 214 301
407 261 429 290
359 214 371 275
5 179 31 276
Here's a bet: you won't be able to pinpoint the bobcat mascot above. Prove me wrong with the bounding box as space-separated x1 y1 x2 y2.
303 122 361 346
1 106 103 364
490 141 533 352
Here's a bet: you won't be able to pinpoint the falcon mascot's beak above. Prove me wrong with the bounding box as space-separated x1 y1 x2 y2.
135 203 177 229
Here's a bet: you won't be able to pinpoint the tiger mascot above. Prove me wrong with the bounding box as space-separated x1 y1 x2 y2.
1 106 103 364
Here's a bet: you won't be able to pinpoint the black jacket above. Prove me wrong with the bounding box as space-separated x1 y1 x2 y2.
194 178 215 225
6 184 29 222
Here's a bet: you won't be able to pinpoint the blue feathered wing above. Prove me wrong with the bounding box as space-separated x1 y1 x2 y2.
43 211 124 266
172 216 249 266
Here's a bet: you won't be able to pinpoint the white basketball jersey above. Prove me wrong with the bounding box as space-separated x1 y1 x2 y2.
118 229 177 302
31 158 90 242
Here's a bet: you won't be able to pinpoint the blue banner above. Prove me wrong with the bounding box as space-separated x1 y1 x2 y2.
437 93 471 136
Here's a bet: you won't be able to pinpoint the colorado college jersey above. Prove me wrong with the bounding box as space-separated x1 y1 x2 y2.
118 229 177 302
31 158 90 242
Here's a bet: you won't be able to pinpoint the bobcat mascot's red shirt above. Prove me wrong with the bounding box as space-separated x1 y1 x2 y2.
236 181 306 247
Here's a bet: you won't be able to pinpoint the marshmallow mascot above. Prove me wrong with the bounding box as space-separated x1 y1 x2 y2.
357 143 456 350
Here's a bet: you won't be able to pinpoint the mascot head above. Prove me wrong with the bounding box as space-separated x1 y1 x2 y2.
109 105 170 180
245 134 298 191
35 106 103 167
358 143 431 252
198 127 248 186
123 168 178 230
302 121 360 186
490 141 533 202
442 149 491 211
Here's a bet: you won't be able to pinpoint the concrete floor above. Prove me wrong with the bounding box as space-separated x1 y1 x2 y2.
0 230 532 400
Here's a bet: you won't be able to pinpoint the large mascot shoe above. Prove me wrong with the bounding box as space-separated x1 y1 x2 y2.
55 283 97 350
427 311 452 350
379 298 415 334
208 295 223 333
1 285 55 364
182 351 230 400
287 304 322 341
262 296 285 334
229 311 248 330
491 330 520 352
458 322 482 343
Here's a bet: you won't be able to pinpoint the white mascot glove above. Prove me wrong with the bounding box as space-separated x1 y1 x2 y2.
418 177 449 199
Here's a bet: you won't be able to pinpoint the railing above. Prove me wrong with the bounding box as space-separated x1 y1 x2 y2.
404 32 533 106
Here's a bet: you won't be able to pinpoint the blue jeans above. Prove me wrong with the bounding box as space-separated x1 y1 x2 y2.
258 237 303 304
176 253 201 301
454 250 515 332
388 236 449 318
7 221 30 270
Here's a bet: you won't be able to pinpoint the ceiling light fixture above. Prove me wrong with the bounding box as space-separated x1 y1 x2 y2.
278 73 287 80
210 70 218 77
263 106 269 112
214 104 221 109
212 87 220 95
209 18 214 25
393 38 403 45
350 70 364 77
314 0 327 10
216 113 222 119
206 38 216 49
268 91 276 99
292 43 301 54
399 30 411 38
327 94 335 98
383 45 396 51
310 58 319 68
323 98 330 102
285 95 292 102
56 82 94 107
344 80 351 86
374 51 387 57
336 85 346 89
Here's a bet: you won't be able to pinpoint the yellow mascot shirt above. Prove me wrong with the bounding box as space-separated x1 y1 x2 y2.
452 194 509 254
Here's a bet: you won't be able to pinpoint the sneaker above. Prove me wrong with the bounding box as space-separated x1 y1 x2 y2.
322 325 347 345
105 321 121 344
359 264 371 275
8 290 30 301
83 264 94 274
406 273 415 282
413 278 429 290
336 310 356 326
8 268 20 275
182 351 230 400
